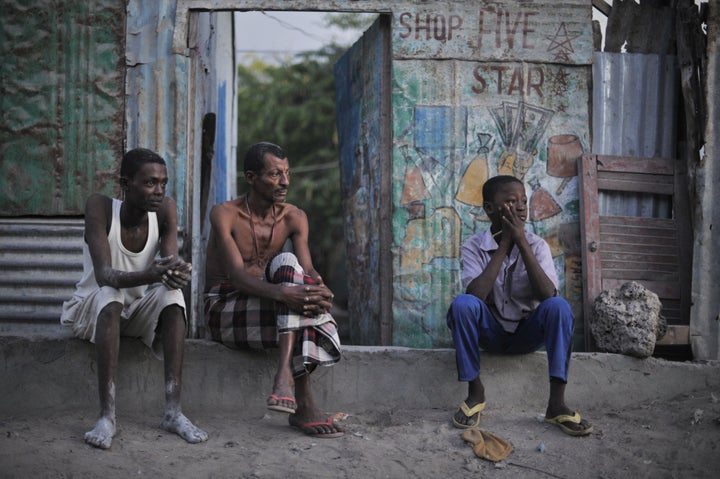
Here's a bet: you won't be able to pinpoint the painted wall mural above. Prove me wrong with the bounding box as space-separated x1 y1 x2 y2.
390 4 591 348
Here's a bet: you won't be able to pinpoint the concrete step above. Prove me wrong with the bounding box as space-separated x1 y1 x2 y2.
1 332 718 418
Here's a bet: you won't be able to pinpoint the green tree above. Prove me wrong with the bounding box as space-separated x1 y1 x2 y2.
236 45 347 301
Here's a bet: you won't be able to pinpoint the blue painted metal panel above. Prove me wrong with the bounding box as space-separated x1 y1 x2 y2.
215 82 229 204
334 18 385 345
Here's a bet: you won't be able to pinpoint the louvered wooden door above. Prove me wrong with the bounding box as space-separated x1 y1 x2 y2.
578 154 692 350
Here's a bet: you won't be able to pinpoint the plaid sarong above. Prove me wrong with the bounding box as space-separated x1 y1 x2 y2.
204 253 341 376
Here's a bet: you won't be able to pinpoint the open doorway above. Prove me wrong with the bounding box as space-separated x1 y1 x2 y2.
230 11 381 343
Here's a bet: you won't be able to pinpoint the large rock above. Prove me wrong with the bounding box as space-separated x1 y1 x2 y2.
590 281 667 358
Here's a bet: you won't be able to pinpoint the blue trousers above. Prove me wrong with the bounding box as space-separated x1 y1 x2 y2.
446 294 574 382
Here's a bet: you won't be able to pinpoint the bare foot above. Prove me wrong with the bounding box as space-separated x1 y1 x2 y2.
84 416 116 450
161 412 209 444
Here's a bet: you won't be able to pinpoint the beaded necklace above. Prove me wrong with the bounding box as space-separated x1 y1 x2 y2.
245 194 276 268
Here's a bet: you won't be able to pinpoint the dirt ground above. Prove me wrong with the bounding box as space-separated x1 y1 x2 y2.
1 386 719 479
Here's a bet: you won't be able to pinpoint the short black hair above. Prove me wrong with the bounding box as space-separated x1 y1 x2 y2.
120 148 166 180
243 142 287 174
482 175 524 204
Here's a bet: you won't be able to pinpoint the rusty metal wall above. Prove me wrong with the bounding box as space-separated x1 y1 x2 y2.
0 0 126 216
126 0 190 224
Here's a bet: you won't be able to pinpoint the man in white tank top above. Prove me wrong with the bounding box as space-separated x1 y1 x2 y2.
61 148 207 449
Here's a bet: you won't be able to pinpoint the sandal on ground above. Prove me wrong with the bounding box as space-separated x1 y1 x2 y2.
291 417 344 438
452 401 486 429
544 412 593 436
266 394 297 414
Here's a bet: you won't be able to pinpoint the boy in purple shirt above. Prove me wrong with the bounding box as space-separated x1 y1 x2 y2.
447 175 593 436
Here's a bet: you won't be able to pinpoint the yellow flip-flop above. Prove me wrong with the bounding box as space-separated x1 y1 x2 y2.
452 400 486 429
544 412 594 436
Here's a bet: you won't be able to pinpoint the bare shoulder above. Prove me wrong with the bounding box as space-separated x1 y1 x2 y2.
84 194 112 219
85 192 111 208
83 194 113 238
211 199 243 217
209 198 245 228
277 202 306 223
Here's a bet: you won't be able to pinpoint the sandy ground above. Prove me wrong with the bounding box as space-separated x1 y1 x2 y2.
2 386 719 479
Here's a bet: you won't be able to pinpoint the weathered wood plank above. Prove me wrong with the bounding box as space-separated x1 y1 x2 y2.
600 243 677 255
579 154 602 350
600 216 676 229
602 278 680 298
595 155 674 175
598 179 674 195
600 260 678 275
600 251 678 266
602 269 677 282
600 234 677 247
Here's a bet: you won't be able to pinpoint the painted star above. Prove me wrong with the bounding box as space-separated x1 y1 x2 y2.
546 22 581 62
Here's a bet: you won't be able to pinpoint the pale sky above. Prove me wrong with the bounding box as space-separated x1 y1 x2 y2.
234 11 373 64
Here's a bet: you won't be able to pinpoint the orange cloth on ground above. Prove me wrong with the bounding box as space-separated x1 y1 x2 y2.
461 429 513 462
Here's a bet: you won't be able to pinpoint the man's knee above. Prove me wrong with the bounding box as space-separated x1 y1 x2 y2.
539 296 573 327
98 286 124 305
97 287 124 320
541 296 571 312
448 294 482 326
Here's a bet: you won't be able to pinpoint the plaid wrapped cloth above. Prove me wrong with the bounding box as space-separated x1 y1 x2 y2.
204 253 341 376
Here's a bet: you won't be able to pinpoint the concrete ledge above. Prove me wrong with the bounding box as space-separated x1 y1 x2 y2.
2 334 719 417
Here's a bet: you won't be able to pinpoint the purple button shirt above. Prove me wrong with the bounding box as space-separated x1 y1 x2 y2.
461 229 558 332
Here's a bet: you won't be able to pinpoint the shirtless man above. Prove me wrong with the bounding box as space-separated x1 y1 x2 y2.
204 141 343 438
61 148 208 449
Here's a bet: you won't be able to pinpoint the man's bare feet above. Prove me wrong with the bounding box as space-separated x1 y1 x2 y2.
84 416 116 449
160 412 209 444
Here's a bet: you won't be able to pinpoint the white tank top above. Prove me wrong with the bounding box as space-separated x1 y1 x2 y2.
72 198 160 302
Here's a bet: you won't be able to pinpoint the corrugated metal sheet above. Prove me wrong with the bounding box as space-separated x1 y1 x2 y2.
593 53 678 158
0 219 84 323
592 52 678 218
